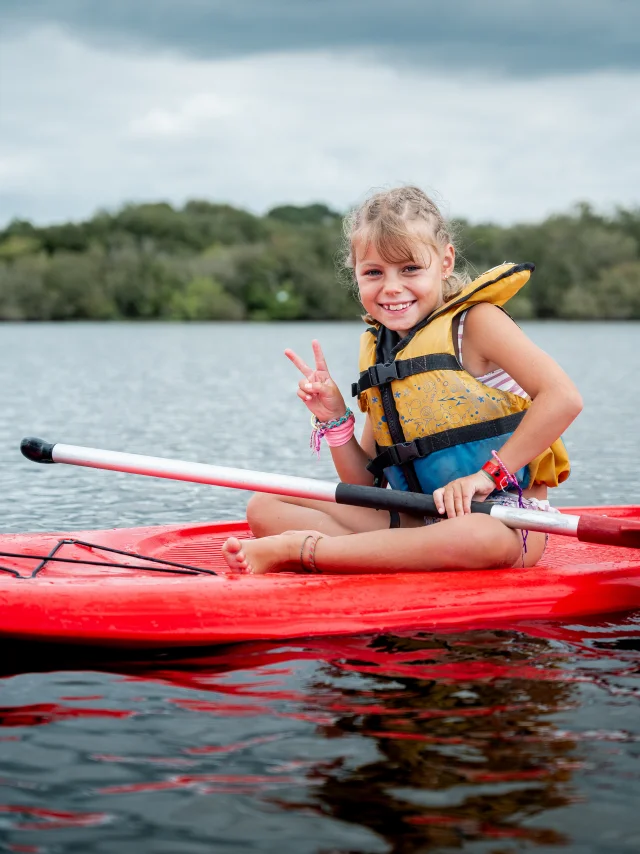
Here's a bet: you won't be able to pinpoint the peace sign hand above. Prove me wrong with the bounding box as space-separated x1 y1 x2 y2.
285 339 347 423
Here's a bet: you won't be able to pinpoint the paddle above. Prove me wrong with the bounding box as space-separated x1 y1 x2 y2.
20 437 640 549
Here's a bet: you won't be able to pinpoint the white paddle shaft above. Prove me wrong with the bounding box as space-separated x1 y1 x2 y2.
51 442 339 502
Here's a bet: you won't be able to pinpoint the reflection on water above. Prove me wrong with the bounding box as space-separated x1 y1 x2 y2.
2 619 640 852
310 632 578 850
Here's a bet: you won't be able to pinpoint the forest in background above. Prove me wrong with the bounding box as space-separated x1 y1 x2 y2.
0 200 639 321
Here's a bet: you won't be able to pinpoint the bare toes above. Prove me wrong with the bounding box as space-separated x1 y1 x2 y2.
222 537 252 574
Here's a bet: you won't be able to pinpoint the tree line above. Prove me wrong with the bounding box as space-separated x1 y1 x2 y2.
0 199 639 321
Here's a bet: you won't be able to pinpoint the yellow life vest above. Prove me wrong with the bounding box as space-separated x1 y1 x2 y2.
352 262 570 494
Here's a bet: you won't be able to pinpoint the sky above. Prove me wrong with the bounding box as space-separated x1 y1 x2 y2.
1 0 639 226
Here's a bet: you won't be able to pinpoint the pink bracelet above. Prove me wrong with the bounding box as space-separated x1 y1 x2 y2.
324 415 355 447
310 409 355 456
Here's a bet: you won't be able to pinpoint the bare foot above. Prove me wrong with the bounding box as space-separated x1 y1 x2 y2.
222 530 321 575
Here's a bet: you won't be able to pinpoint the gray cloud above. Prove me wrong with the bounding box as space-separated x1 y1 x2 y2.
1 27 638 227
2 0 639 76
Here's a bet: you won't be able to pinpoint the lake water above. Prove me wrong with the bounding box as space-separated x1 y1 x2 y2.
1 321 640 853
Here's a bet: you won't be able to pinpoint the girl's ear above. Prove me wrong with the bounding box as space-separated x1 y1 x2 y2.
442 243 455 277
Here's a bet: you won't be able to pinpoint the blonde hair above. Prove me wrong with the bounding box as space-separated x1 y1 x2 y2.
342 185 468 303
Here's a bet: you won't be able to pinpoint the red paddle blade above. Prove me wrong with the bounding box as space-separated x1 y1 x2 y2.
577 515 640 549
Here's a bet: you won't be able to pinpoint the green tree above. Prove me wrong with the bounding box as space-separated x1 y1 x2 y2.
169 275 245 320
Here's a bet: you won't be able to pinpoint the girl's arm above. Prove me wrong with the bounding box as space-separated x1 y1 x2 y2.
329 414 376 486
463 302 583 475
434 303 582 518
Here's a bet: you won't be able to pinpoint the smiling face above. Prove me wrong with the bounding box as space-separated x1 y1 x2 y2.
354 229 455 337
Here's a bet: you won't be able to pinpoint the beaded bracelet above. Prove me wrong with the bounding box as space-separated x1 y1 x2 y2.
310 408 355 456
300 534 323 573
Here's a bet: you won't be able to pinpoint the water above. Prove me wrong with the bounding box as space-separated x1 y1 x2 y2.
1 321 640 853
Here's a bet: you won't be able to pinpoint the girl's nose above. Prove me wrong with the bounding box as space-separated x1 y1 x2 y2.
382 274 403 293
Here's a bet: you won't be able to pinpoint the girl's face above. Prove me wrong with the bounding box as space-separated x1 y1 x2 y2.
354 236 455 337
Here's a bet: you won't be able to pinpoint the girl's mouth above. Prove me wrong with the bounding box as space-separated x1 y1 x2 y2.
379 301 416 314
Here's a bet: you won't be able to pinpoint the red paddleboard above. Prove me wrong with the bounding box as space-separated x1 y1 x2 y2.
1 507 640 648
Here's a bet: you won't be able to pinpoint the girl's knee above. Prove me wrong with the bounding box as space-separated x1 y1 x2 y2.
476 517 522 568
246 492 285 536
448 515 521 570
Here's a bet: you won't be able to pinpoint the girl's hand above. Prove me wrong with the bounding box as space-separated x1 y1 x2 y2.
285 340 347 423
433 471 495 518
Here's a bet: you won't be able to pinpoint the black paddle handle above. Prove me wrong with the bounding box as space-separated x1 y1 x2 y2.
335 482 492 519
21 437 56 463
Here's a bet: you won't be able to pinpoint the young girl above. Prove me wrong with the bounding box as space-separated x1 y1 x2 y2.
222 186 583 575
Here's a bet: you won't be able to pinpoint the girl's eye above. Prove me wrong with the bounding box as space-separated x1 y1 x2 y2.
403 265 420 273
363 269 381 277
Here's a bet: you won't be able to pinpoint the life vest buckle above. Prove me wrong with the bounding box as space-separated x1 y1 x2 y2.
388 440 419 466
368 362 399 386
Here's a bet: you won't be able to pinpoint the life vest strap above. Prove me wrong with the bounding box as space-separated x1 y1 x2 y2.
351 353 461 397
366 411 527 477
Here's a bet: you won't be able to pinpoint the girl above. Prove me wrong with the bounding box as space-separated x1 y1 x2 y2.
222 186 582 575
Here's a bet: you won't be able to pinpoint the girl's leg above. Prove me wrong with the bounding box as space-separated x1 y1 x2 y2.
246 492 412 538
223 514 545 575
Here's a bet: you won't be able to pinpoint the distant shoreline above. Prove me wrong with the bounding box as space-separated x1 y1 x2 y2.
1 200 638 321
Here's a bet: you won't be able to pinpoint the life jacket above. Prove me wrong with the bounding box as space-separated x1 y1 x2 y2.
352 262 570 494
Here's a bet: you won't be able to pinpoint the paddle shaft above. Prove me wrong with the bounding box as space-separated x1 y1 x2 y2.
20 438 640 548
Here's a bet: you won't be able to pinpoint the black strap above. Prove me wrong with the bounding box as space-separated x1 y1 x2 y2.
352 354 461 397
389 510 402 528
366 411 527 478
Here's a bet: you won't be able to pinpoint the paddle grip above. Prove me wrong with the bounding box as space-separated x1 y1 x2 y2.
577 515 640 548
20 437 56 464
335 483 492 519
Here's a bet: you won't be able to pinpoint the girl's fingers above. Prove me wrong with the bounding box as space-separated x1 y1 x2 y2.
311 340 329 373
443 483 466 518
438 479 479 518
285 349 313 378
298 379 323 394
433 488 445 515
297 389 312 403
444 487 457 519
462 485 474 514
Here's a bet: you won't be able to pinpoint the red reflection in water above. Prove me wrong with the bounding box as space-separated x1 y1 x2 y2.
170 698 271 716
3 619 639 853
184 734 282 754
406 813 566 844
458 762 583 782
6 845 41 853
0 805 109 830
0 703 133 727
100 772 305 796
170 697 335 726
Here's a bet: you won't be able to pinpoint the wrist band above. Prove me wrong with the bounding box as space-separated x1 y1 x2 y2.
324 419 355 447
310 408 355 456
480 459 511 491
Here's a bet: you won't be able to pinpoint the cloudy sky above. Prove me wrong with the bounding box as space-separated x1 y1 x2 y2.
1 0 639 226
